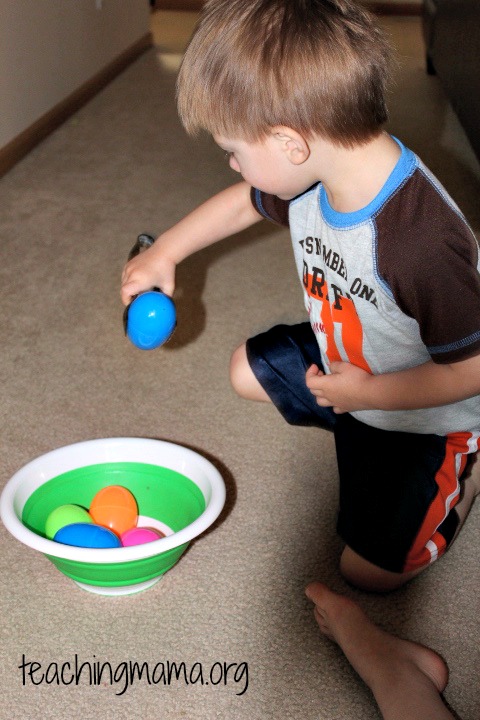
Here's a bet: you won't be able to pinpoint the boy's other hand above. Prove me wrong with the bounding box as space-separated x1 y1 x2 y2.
305 362 373 414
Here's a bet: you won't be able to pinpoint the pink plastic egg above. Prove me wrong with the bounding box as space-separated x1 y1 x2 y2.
120 527 165 547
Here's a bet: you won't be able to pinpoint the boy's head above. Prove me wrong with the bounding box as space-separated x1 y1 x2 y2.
176 0 392 148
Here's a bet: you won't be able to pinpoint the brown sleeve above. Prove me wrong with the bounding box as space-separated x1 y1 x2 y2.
250 187 290 227
376 171 480 364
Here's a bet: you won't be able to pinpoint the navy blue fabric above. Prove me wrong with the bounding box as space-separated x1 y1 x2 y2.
334 413 461 572
245 321 463 573
246 322 337 429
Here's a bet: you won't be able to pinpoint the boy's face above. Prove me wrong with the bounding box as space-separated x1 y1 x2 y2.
214 133 315 200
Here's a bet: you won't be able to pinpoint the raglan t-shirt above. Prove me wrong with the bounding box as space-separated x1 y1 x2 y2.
251 138 480 435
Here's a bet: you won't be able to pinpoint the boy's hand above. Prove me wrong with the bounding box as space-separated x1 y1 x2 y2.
120 183 262 306
305 362 373 414
121 245 176 305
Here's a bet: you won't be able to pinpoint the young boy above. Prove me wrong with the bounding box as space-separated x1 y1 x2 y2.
121 0 480 594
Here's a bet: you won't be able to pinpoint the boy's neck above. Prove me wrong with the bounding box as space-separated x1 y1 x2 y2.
311 132 401 214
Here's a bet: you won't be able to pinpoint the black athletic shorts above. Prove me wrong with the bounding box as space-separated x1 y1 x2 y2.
246 322 477 573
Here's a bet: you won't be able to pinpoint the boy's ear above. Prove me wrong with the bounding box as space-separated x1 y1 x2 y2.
271 126 310 165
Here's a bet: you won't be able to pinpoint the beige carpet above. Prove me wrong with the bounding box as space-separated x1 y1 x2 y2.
1 13 479 720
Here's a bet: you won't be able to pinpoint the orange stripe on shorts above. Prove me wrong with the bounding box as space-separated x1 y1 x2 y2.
403 431 479 572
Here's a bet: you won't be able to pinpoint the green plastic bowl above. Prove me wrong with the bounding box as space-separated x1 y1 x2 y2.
0 438 225 595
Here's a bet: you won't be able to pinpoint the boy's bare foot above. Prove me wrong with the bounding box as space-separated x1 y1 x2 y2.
305 582 457 720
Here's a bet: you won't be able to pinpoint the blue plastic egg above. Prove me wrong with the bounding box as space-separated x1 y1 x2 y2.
53 523 122 549
126 291 176 350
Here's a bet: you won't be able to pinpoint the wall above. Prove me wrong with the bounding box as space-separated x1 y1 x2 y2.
0 0 151 150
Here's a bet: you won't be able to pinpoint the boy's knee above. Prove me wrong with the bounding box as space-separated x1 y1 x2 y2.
229 344 270 402
230 344 249 397
340 546 425 593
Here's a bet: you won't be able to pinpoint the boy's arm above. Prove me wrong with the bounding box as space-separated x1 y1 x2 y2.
306 354 480 413
121 181 262 304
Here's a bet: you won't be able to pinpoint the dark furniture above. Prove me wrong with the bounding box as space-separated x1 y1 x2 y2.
422 0 480 162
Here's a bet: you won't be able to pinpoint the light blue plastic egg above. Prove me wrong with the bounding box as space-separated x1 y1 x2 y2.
126 291 176 350
53 523 121 549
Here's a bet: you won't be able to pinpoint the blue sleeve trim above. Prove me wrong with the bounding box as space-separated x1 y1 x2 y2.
253 188 272 221
428 330 480 355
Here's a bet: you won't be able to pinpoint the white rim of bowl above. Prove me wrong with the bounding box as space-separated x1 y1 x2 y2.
0 438 226 563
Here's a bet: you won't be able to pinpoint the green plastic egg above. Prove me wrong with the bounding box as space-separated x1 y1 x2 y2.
45 504 93 539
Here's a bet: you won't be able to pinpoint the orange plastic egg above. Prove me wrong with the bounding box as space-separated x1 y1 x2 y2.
89 485 138 536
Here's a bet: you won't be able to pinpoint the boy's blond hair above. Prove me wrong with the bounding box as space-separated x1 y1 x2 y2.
176 0 392 147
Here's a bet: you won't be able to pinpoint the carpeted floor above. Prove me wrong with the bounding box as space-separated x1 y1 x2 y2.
0 12 479 720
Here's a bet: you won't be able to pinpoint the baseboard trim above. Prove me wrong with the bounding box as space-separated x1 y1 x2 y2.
151 1 204 9
0 32 153 179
